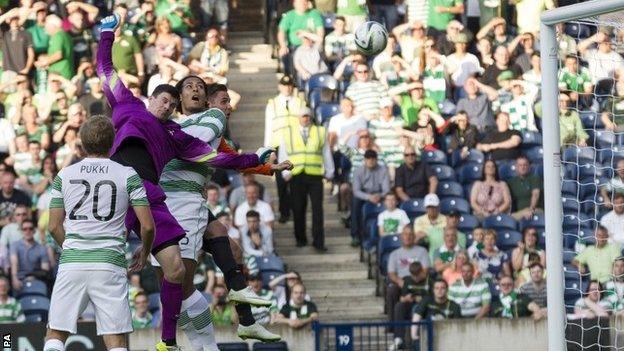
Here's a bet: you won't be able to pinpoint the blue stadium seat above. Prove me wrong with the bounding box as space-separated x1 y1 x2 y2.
563 146 595 165
19 296 50 314
496 230 523 251
148 292 160 313
218 343 250 351
422 149 447 165
564 278 586 304
25 313 45 323
593 130 616 149
451 149 485 168
432 165 456 181
519 213 545 232
563 265 582 281
563 251 577 264
305 73 339 98
308 89 323 110
378 235 401 276
315 103 340 124
253 341 288 351
364 218 380 251
561 180 579 197
440 197 470 215
580 111 604 130
497 161 517 181
523 146 543 163
362 202 386 222
437 181 464 198
562 197 581 213
152 310 161 328
322 13 336 30
457 214 480 233
17 279 47 298
458 163 482 184
564 22 592 39
400 198 425 219
227 170 242 189
562 213 594 231
531 163 543 177
257 255 285 272
521 131 542 148
598 147 624 165
482 214 518 231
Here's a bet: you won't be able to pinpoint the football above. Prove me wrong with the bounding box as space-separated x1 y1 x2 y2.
354 21 388 56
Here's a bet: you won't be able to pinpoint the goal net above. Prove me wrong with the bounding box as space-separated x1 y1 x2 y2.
541 1 624 350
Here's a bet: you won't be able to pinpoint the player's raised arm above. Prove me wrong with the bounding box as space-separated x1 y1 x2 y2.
96 14 139 108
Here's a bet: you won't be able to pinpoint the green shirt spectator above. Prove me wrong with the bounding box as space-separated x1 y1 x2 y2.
574 244 621 283
278 9 324 47
401 274 433 305
558 66 592 93
131 310 153 329
423 66 448 103
448 269 491 317
490 291 533 318
427 0 464 31
559 109 588 146
113 35 141 76
336 0 368 16
0 277 25 323
413 295 462 320
507 172 543 212
47 30 74 79
399 94 440 127
428 228 466 262
26 21 49 54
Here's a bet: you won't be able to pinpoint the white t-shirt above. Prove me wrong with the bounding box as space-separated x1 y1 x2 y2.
377 208 411 236
234 200 275 227
601 210 624 246
327 113 368 150
445 53 483 87
583 49 624 83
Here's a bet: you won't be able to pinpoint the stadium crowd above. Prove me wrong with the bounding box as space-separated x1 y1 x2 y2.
0 0 323 339
262 0 624 349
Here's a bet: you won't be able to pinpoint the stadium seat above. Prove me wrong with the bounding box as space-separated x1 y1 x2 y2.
227 170 242 189
432 165 456 181
362 202 386 222
400 198 425 219
440 197 471 215
17 279 47 298
564 22 592 39
422 149 447 165
378 235 401 276
451 148 485 168
218 343 250 351
25 313 45 323
561 180 579 197
364 218 380 251
519 213 545 232
482 214 518 231
580 111 604 130
252 341 288 351
458 163 482 184
598 147 624 165
562 146 595 165
437 181 464 198
308 89 323 110
19 296 50 314
523 146 543 163
148 292 160 313
562 213 594 231
497 161 517 181
564 279 586 307
305 73 339 98
561 197 581 213
521 131 542 148
322 13 335 30
593 130 616 149
496 230 523 251
563 265 582 281
457 214 480 233
531 163 543 177
257 255 285 273
563 251 577 265
315 103 340 124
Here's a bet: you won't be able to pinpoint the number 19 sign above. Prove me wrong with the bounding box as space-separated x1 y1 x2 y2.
335 325 353 351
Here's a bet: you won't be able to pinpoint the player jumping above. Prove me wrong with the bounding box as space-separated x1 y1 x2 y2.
97 14 272 351
45 116 155 351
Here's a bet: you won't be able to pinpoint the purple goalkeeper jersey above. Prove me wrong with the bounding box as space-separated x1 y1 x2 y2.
96 31 259 184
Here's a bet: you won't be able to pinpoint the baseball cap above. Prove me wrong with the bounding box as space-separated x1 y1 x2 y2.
424 194 440 207
364 149 378 159
298 106 313 117
279 75 294 86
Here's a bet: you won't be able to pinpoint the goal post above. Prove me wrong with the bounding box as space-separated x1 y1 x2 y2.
540 1 624 350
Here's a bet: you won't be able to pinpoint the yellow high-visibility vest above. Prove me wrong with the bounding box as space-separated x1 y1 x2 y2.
267 96 306 147
283 124 326 176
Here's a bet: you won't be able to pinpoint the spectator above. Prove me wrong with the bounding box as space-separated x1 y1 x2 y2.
323 16 356 65
507 155 543 220
425 0 464 36
293 31 328 81
476 112 522 161
277 0 324 76
132 292 153 329
344 62 389 119
0 276 25 323
435 20 464 57
395 145 437 202
211 283 238 326
413 194 446 243
476 37 494 69
601 159 624 204
405 0 429 26
392 21 427 65
448 262 491 318
476 18 511 50
381 55 418 89
372 34 398 80
35 15 74 79
467 227 485 258
490 275 546 319
578 29 624 84
146 57 190 95
427 211 467 261
573 225 621 283
368 98 405 172
151 16 182 63
248 274 278 325
0 171 32 227
508 33 536 74
433 227 463 274
410 279 461 344
240 210 274 257
386 226 430 324
442 250 473 286
10 219 49 291
24 2 49 55
233 183 275 229
216 212 241 244
16 105 49 150
390 261 433 350
189 28 229 83
335 0 368 33
194 252 217 294
229 175 271 214
370 0 399 30
275 283 319 329
511 227 546 273
470 159 512 220
445 111 480 157
601 193 624 246
500 80 538 132
522 52 542 91
514 0 554 35
573 280 611 319
337 130 380 212
422 47 450 106
269 271 308 309
518 262 548 309
328 98 368 151
397 108 447 152
377 192 410 237
601 80 624 132
0 205 32 271
456 78 498 134
205 184 229 215
605 258 624 313
112 24 144 81
0 8 34 75
558 93 588 147
481 45 523 90
394 81 440 128
278 107 334 252
445 33 482 89
558 55 593 108
472 229 512 282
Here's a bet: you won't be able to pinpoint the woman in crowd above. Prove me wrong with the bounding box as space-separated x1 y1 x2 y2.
511 227 546 273
472 229 512 283
573 280 611 318
470 159 512 220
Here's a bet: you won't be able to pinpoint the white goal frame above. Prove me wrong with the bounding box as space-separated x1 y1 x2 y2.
541 1 624 350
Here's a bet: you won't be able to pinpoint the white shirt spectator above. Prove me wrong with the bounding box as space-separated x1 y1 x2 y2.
601 210 624 246
345 80 389 119
445 53 482 87
0 118 15 154
583 49 624 84
234 199 275 228
327 112 368 150
377 208 411 236
240 224 274 257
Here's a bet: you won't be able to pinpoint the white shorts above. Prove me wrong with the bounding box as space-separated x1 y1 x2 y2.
151 193 208 266
48 269 132 335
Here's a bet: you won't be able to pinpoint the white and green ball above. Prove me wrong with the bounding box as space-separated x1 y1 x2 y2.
354 21 388 56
